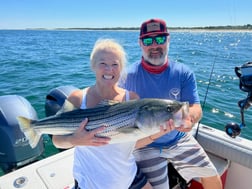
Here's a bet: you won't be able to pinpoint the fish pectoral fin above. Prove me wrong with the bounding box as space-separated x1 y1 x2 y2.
109 129 149 144
118 127 136 134
56 99 77 114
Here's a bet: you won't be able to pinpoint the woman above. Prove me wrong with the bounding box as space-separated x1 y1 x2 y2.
52 39 165 189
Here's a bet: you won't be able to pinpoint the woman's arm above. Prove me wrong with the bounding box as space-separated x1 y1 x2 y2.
52 90 110 149
52 118 110 149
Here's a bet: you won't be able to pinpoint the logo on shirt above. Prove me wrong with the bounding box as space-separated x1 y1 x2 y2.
169 88 180 100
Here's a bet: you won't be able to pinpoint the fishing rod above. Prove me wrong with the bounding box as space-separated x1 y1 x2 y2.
194 54 217 139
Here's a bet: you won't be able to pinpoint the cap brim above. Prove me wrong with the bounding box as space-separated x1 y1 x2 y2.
140 32 169 39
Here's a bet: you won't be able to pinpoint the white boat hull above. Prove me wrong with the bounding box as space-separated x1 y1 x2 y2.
0 123 252 189
0 148 75 189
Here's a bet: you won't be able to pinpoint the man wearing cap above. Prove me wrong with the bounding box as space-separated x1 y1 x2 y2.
120 18 222 189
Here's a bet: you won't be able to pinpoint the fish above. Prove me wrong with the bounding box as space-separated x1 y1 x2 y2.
17 98 189 148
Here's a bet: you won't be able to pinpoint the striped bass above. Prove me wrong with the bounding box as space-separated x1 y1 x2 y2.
17 98 189 148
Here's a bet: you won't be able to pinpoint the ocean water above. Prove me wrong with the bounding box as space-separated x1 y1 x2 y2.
1 30 252 175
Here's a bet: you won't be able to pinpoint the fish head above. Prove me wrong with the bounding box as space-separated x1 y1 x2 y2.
135 99 189 133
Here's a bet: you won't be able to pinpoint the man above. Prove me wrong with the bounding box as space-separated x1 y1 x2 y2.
120 18 222 189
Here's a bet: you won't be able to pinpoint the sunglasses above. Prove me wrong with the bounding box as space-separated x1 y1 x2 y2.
142 35 167 46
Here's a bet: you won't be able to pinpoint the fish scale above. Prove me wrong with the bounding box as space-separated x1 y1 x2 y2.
90 109 139 137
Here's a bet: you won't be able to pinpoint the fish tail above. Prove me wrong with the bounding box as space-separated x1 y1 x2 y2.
17 116 41 148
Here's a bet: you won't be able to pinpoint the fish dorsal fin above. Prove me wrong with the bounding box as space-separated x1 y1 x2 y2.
56 99 77 115
95 99 120 107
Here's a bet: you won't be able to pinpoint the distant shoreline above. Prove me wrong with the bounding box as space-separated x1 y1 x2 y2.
63 25 252 31
26 28 252 33
2 24 252 32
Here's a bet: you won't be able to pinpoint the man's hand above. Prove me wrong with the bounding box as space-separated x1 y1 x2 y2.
174 115 194 132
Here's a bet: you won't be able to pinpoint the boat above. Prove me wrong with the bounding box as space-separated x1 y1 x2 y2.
1 123 252 189
1 63 252 189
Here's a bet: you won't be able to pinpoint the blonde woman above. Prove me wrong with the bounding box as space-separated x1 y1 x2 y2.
52 39 166 189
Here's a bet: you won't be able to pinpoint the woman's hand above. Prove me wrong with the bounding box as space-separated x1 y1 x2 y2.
71 118 111 146
149 116 194 141
173 115 194 132
52 118 111 148
148 122 173 141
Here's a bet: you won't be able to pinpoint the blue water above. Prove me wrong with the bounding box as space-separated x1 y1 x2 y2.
1 30 252 175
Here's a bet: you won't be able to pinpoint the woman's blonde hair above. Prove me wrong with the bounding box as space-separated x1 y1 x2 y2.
90 38 127 73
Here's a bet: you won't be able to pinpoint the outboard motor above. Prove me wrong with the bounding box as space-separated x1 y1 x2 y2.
45 85 79 117
225 62 252 138
44 85 79 151
0 95 44 173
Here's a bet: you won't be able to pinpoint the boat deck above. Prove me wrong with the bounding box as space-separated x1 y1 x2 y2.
0 148 75 189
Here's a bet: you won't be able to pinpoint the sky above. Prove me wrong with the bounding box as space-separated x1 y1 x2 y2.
0 0 251 29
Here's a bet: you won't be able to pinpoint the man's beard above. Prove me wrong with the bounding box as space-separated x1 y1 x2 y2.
142 48 168 66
